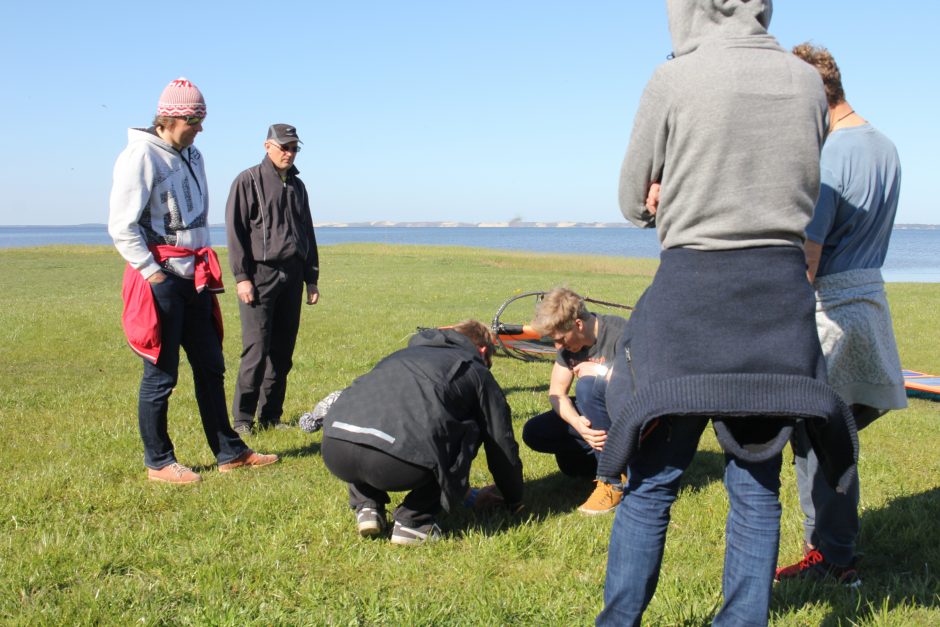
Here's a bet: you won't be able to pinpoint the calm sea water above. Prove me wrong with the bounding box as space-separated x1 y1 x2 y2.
1 224 937 283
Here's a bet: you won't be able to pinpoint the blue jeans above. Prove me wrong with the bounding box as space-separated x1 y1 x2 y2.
597 417 782 627
139 273 248 469
522 375 610 477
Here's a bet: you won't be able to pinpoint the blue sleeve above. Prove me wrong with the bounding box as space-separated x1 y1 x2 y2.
805 163 841 244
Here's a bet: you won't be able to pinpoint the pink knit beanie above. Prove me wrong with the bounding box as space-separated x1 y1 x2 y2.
157 77 207 117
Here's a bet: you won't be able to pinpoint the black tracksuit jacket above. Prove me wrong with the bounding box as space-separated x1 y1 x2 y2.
225 156 319 285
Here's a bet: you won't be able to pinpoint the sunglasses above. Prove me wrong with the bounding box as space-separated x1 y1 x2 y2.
180 115 204 126
275 143 301 153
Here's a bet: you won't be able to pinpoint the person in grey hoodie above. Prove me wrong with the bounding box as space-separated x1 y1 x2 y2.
596 2 856 625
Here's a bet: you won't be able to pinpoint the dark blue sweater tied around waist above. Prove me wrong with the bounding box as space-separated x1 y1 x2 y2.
598 246 858 493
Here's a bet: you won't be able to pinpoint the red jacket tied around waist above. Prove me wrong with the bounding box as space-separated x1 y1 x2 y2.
121 245 225 364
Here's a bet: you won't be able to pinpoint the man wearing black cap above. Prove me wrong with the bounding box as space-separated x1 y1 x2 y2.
225 124 320 434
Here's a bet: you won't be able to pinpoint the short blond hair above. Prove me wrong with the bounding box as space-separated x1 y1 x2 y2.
531 288 590 335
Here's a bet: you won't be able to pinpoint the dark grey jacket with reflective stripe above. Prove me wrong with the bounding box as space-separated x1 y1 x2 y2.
324 328 524 510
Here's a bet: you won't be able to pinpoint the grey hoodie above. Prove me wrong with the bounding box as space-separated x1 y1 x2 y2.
620 0 828 251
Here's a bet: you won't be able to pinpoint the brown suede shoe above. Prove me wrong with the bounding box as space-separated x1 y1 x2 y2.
577 480 623 515
218 450 279 473
148 462 201 484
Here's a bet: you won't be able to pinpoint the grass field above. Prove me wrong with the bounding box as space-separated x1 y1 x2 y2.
1 243 938 625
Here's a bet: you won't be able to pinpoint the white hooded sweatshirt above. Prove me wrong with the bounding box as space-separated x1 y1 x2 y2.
108 128 210 279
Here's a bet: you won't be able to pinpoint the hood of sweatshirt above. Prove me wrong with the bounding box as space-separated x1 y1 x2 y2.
127 127 178 154
666 0 773 57
409 327 485 365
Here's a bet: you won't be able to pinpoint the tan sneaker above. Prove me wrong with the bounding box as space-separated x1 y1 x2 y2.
148 462 201 484
218 450 279 473
577 480 623 515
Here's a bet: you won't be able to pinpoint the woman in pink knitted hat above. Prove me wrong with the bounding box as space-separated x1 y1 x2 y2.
108 77 279 483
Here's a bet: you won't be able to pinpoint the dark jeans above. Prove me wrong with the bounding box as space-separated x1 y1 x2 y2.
522 375 610 478
233 259 304 428
322 436 441 527
793 404 883 566
597 416 782 627
139 273 248 469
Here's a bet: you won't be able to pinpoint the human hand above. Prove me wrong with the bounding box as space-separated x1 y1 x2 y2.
471 484 505 510
572 362 609 379
307 284 320 305
573 415 607 451
645 182 661 215
147 270 167 284
236 280 256 305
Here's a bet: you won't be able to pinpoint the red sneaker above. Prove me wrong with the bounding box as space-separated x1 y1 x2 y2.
775 549 860 587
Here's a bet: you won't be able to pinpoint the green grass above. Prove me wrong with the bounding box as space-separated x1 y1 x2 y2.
1 243 938 625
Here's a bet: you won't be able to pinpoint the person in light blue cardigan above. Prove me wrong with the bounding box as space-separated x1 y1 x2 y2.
775 42 907 588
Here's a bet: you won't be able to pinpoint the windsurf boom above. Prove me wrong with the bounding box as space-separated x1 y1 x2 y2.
491 291 633 362
420 291 634 362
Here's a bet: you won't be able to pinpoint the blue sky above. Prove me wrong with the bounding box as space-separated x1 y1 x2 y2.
1 1 937 225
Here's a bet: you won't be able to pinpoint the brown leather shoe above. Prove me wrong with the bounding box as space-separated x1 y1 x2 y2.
147 462 201 484
218 450 279 473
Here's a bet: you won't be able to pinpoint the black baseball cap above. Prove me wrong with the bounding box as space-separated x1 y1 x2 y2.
266 124 302 145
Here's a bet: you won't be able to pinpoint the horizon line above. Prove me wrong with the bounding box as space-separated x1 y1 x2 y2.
2 222 939 229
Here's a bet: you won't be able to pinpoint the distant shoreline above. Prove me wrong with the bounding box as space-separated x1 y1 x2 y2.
3 223 938 281
2 222 938 230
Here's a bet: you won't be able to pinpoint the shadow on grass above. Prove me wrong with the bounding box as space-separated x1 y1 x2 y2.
443 472 595 540
272 439 322 461
772 487 940 623
502 383 549 395
188 440 321 472
442 451 727 540
680 450 727 493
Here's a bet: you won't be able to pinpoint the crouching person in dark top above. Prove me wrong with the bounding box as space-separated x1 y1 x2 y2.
321 321 524 545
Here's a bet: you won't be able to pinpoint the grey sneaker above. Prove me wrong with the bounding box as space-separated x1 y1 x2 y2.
356 506 387 538
390 520 442 546
300 390 343 433
233 423 252 437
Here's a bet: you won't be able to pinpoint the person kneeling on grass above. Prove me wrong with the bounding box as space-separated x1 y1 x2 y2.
320 320 524 545
521 288 628 515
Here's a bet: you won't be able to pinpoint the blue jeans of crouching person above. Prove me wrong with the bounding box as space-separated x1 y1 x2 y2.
522 375 610 478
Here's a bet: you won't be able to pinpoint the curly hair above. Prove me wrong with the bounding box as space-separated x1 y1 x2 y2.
530 287 590 336
792 42 845 107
